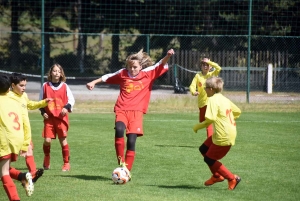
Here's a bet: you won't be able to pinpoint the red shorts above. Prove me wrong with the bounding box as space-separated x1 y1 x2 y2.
0 153 18 162
42 117 68 139
115 110 144 136
199 106 207 122
203 136 231 160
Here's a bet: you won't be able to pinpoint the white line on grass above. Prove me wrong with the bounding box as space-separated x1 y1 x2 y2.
30 119 300 123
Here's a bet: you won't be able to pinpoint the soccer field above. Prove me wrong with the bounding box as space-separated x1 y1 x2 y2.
2 112 300 201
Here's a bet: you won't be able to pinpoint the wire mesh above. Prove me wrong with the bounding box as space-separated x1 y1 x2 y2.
0 0 299 101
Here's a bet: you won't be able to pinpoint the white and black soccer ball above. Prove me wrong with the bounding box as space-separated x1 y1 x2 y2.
112 167 129 184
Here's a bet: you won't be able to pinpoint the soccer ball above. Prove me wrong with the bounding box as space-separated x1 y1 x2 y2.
111 167 130 184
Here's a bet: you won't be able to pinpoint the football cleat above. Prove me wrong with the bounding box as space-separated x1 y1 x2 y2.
228 175 241 190
119 157 131 181
62 163 71 171
204 175 225 186
21 172 34 196
32 168 44 183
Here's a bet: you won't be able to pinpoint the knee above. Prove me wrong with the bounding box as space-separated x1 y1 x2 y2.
199 144 208 155
204 156 216 166
126 134 137 151
44 138 51 145
115 122 125 138
59 138 67 146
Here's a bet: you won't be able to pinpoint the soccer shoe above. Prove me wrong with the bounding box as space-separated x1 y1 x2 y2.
43 156 50 170
21 172 34 196
228 175 241 190
32 168 44 183
62 163 71 171
119 160 132 181
204 175 225 186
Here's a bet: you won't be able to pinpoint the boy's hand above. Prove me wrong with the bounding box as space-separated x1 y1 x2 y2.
193 124 200 133
45 98 53 103
202 58 210 63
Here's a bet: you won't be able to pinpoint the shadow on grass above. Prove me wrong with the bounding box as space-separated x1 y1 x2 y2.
60 174 110 181
155 144 198 148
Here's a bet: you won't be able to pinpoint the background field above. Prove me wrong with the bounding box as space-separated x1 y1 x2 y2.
1 106 300 201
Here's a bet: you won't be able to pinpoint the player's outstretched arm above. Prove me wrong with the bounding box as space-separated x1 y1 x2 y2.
86 77 102 90
160 49 175 65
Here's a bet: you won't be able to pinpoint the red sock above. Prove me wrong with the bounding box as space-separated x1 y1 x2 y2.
210 161 235 180
125 150 135 171
206 124 213 138
25 156 36 173
62 144 70 163
1 175 20 201
115 137 125 164
43 144 51 156
9 167 21 180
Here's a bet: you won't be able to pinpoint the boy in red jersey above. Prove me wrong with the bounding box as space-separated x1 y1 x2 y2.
86 49 175 179
9 73 52 183
0 75 34 200
189 58 222 138
39 64 75 171
193 76 241 190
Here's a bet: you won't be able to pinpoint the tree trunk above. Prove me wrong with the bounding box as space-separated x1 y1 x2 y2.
10 1 20 70
111 24 120 71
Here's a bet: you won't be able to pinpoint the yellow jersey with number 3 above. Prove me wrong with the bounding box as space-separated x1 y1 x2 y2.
205 93 241 146
8 91 47 151
0 95 25 157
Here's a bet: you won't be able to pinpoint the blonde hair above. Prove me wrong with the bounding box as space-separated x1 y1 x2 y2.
126 49 154 69
206 76 223 93
47 63 66 82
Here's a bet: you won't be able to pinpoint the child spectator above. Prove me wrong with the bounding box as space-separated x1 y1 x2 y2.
189 58 222 137
39 64 75 171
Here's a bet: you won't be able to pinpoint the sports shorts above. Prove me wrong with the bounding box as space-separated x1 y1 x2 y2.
42 117 68 139
115 110 144 136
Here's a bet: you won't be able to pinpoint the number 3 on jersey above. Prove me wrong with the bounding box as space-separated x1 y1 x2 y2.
8 112 21 130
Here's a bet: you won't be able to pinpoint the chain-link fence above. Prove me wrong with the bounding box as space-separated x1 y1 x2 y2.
1 32 299 92
0 0 300 103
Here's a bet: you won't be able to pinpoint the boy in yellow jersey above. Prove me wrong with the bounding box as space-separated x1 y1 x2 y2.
189 58 221 138
193 76 241 190
0 75 34 200
9 73 52 182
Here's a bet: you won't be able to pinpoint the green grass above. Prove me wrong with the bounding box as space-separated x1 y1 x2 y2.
2 111 300 201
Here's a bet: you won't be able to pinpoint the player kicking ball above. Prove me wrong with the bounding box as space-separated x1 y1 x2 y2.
86 49 175 180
